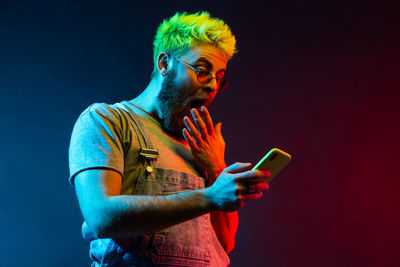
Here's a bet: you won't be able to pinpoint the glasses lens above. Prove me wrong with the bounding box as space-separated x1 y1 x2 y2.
196 70 228 91
197 71 211 83
216 71 225 80
218 79 229 92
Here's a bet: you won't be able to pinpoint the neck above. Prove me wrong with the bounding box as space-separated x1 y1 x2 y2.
131 77 163 120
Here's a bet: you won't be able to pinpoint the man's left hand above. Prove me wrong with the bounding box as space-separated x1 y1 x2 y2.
182 106 226 184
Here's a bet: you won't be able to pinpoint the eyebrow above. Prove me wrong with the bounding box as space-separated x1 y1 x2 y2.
195 57 226 73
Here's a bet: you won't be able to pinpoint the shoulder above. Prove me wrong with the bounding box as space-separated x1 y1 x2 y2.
77 102 136 129
81 102 122 119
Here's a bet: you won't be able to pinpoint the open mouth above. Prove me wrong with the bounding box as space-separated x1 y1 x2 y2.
189 99 206 110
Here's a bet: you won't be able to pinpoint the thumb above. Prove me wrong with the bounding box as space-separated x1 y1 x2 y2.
224 162 253 174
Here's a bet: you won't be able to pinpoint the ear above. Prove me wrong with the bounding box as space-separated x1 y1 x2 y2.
157 52 170 76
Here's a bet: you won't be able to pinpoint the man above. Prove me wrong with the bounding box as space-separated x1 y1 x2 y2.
69 11 270 266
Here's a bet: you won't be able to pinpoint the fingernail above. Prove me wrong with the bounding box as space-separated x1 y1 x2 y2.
201 106 205 112
183 117 189 125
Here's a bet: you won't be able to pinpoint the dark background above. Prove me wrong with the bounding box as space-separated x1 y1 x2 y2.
1 0 399 266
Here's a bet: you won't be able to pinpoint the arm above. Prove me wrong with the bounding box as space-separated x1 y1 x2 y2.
210 211 238 254
75 168 213 238
74 164 269 240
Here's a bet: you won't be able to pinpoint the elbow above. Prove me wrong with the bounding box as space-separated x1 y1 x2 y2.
84 218 109 239
91 222 110 239
83 207 118 239
91 214 121 239
87 207 135 239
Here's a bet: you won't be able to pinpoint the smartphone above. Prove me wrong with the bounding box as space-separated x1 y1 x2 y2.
252 148 292 183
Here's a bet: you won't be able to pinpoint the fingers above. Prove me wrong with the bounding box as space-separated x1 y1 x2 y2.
237 182 268 196
235 182 269 204
234 169 271 182
183 116 202 143
199 106 224 144
236 182 247 195
199 106 215 136
242 191 263 201
224 162 253 174
184 107 223 146
182 128 200 151
248 182 269 192
190 108 209 138
215 167 270 211
215 122 225 144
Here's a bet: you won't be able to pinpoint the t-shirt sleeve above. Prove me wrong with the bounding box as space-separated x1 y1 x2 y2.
68 103 125 185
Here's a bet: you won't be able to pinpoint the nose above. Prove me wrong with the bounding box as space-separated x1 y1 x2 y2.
204 76 218 93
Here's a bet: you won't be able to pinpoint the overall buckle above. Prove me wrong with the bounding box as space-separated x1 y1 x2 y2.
139 148 159 160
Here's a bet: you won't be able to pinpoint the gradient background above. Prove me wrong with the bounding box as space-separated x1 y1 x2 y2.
1 1 399 266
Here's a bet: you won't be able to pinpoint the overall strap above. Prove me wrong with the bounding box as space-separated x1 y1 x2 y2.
115 103 159 171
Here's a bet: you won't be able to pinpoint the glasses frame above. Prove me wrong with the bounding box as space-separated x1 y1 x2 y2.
172 56 229 92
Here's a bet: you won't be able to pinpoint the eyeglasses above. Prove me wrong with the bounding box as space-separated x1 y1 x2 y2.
173 56 229 92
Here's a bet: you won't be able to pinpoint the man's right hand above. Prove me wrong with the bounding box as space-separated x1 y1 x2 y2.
204 162 270 212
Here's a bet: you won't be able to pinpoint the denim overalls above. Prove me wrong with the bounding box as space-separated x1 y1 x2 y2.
85 103 229 266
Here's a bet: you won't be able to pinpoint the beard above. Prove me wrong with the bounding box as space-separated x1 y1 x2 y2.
157 69 190 140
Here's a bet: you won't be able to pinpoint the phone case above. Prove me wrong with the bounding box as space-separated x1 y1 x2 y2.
252 148 291 183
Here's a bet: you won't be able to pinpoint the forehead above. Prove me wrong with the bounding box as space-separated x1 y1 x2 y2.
181 44 228 70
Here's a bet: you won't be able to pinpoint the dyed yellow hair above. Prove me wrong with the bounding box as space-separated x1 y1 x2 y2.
152 11 237 77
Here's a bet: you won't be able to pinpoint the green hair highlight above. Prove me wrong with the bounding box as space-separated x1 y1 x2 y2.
152 11 237 77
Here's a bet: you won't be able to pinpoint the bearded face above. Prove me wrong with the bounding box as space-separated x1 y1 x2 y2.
156 47 226 139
